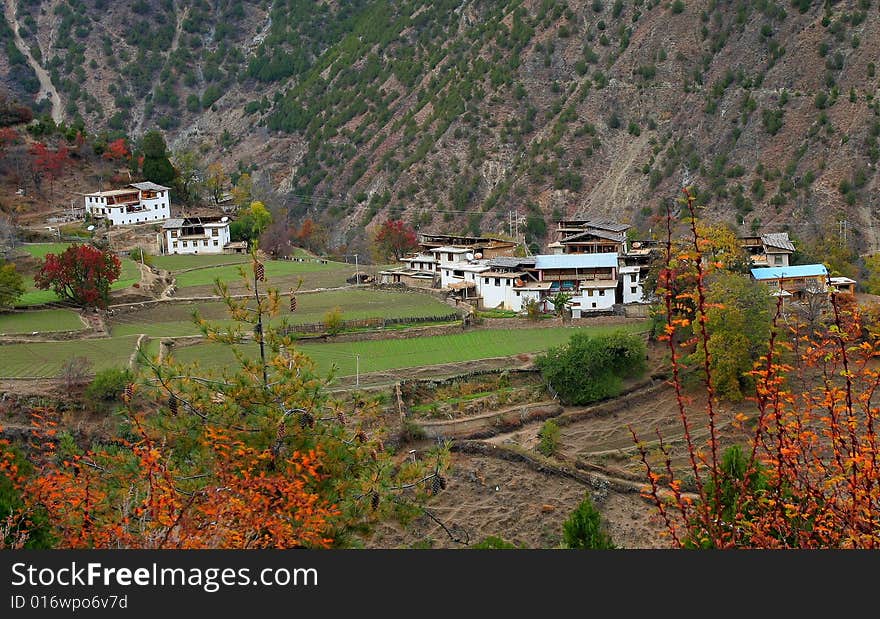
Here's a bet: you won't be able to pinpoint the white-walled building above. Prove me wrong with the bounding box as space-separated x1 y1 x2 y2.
533 253 619 316
478 257 539 312
619 265 645 305
162 217 232 255
84 182 171 226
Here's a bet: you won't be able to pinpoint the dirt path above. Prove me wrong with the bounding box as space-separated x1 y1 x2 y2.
3 0 62 124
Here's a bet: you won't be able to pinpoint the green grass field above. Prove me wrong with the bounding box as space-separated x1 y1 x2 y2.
170 259 364 297
151 254 251 271
109 290 454 337
0 309 85 334
169 323 648 377
0 335 143 377
18 243 73 259
16 258 140 307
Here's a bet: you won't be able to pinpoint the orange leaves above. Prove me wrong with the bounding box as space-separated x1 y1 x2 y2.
3 413 338 549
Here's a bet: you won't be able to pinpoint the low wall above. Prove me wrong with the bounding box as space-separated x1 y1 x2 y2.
417 402 564 440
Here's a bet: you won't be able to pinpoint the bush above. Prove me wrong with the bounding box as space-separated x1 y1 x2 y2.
324 306 344 335
128 247 153 267
524 298 542 321
562 494 616 549
59 356 93 392
537 419 561 456
85 367 133 402
471 536 522 549
536 331 647 405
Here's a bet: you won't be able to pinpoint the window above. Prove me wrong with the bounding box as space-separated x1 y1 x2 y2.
774 255 783 265
484 278 489 284
213 240 219 246
447 253 453 261
591 302 597 308
495 278 501 286
631 286 637 294
182 241 188 247
630 274 637 283
599 289 605 296
587 289 594 296
172 241 178 248
212 228 219 236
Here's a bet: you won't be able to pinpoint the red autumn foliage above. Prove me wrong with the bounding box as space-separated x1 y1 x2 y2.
373 219 419 261
634 188 880 548
0 127 19 156
103 138 130 161
34 244 122 308
29 142 70 193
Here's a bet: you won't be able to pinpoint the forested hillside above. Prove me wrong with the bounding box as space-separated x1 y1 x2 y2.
2 0 879 254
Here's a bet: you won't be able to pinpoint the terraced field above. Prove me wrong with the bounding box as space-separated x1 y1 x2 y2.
0 335 142 377
109 290 455 337
0 309 85 334
169 323 649 377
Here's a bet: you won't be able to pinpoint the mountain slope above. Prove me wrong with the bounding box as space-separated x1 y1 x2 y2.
3 0 879 254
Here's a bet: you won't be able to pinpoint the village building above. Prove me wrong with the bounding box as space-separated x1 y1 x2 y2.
740 232 795 267
417 233 517 258
478 256 543 312
829 276 857 295
161 216 234 255
750 264 829 299
84 182 171 226
548 218 630 255
379 234 516 288
533 253 619 316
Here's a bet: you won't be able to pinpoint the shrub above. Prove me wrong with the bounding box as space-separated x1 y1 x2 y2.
536 331 647 405
85 367 133 402
59 356 93 392
524 298 542 321
324 306 344 335
472 536 522 548
562 494 616 549
128 247 153 267
537 419 561 456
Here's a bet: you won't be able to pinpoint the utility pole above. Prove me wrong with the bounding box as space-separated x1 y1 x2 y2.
253 259 268 388
355 354 360 387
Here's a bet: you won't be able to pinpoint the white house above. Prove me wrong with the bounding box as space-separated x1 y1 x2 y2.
478 257 539 312
533 253 619 316
619 265 646 304
84 182 171 226
162 217 232 255
432 246 486 288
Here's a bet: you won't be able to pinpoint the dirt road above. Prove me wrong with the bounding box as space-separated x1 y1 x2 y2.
4 0 62 124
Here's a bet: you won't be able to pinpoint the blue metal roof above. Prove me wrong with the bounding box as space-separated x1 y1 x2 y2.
750 264 828 280
534 253 619 270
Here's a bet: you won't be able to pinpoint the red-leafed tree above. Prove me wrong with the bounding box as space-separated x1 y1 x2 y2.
29 142 70 197
34 244 122 308
0 127 19 158
372 219 419 261
102 138 129 161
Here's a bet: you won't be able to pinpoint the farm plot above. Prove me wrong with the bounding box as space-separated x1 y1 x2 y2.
171 259 356 295
151 248 317 272
168 324 648 377
151 254 251 271
109 290 454 337
0 335 143 377
0 309 85 334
